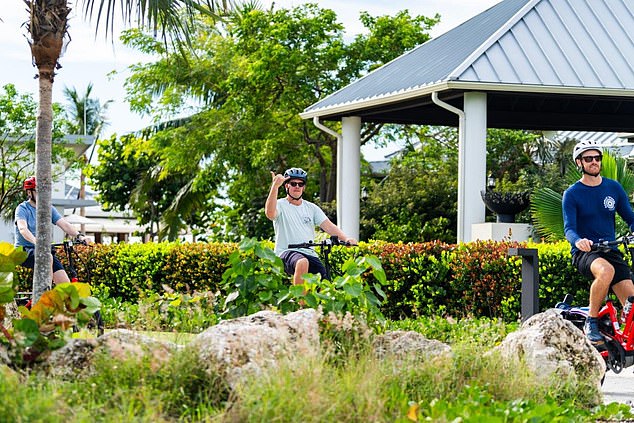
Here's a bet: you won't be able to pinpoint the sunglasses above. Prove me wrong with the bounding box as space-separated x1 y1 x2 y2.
288 181 305 187
581 155 602 163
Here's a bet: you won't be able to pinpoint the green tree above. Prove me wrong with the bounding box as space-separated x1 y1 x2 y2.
110 4 438 240
63 83 112 137
62 83 113 226
85 134 201 240
361 127 458 242
0 84 75 222
19 0 232 301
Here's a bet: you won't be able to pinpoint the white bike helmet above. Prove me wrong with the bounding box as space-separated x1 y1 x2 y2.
283 167 307 182
572 140 603 161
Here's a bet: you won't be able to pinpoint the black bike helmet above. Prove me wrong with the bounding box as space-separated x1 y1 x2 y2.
283 167 307 183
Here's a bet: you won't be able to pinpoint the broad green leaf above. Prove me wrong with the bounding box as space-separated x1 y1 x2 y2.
13 318 41 347
259 290 273 301
304 293 318 308
373 283 387 301
289 285 305 297
0 286 16 304
254 243 277 261
343 281 363 297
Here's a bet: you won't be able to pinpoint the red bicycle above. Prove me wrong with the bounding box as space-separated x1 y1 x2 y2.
557 234 634 374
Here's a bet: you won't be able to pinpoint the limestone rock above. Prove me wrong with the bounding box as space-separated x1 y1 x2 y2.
373 330 452 361
42 329 178 378
495 308 605 388
189 309 321 387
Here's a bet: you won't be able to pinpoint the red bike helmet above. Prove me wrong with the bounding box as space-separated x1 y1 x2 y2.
23 176 36 190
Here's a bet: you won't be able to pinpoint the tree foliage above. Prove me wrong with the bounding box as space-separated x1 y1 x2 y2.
92 4 439 240
0 84 76 222
21 0 230 300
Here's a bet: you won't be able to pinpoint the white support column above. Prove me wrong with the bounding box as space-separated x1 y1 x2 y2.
462 92 487 242
337 130 344 221
340 116 361 240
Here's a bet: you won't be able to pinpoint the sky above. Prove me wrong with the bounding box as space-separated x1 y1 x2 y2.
0 0 501 160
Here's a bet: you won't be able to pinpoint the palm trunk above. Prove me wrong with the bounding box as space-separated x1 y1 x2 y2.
26 0 69 302
33 75 55 303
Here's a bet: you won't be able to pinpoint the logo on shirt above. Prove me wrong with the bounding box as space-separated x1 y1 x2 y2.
303 216 312 224
604 196 616 211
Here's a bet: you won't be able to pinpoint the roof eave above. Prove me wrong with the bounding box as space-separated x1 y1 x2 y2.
300 82 634 120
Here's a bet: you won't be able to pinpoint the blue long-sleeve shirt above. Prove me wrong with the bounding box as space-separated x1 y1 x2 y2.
563 178 634 255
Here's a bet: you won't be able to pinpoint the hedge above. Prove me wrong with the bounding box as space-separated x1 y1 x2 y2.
14 240 593 321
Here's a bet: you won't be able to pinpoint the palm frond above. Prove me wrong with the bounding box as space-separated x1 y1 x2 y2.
530 188 564 241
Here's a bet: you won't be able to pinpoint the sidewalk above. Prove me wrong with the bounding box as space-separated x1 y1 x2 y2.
602 369 634 409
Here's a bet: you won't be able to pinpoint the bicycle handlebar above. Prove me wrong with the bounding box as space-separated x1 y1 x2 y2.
51 238 88 248
591 233 634 252
288 236 355 249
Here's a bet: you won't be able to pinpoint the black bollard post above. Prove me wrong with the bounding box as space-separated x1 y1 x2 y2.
508 248 539 322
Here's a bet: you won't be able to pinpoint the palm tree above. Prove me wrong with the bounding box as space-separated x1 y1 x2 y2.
530 152 634 241
64 83 113 232
63 83 112 137
23 0 232 302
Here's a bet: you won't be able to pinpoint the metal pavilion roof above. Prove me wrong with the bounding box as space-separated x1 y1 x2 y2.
302 0 634 132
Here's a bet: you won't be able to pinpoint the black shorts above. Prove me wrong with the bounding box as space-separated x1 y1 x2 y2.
280 250 327 280
572 249 632 287
20 247 65 273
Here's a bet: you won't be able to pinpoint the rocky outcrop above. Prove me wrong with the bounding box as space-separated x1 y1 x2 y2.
41 329 179 378
189 309 321 387
495 308 605 387
0 306 607 405
373 330 452 362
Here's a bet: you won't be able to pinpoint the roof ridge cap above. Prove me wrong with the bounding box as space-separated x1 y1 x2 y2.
448 0 541 80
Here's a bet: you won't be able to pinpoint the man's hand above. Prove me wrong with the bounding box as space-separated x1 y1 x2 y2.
575 238 593 252
271 171 286 189
75 233 89 245
344 237 358 246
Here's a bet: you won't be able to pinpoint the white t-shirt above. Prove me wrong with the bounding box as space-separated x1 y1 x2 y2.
273 198 328 257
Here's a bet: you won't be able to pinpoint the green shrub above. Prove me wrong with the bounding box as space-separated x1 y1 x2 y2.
12 239 594 323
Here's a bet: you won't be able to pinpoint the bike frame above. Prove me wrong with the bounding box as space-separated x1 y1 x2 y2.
287 235 352 280
587 234 634 368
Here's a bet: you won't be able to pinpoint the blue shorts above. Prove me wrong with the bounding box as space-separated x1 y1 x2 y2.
20 247 65 273
280 250 327 280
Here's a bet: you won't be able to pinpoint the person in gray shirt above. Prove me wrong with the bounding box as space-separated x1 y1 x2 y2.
265 167 357 285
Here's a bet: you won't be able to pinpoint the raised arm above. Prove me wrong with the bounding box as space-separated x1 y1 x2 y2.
265 171 286 220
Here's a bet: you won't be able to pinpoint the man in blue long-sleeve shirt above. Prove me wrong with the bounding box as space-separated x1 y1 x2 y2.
563 140 634 347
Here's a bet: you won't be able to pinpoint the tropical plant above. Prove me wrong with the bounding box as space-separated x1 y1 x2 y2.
19 0 231 302
0 241 99 366
531 152 634 240
0 84 76 222
112 5 438 241
219 237 387 327
63 83 112 137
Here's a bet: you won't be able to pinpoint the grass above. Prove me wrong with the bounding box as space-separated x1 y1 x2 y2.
1 315 631 422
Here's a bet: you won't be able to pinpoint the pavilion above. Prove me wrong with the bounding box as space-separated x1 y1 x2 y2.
301 0 634 242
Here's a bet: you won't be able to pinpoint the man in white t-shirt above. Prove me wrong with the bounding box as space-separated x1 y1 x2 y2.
265 167 357 285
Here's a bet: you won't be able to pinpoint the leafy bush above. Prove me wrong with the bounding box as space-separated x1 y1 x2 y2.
12 239 592 323
220 238 292 318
